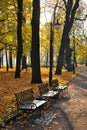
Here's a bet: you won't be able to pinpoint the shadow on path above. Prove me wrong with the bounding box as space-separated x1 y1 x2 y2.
59 108 74 130
72 68 87 90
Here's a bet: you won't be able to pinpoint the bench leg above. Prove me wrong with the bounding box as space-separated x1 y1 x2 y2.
65 87 68 96
59 90 63 98
66 87 68 94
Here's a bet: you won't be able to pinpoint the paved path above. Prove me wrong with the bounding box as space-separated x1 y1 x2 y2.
44 67 87 130
2 68 87 130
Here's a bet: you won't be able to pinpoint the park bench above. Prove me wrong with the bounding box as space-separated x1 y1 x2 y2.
50 79 69 97
36 82 59 101
15 88 47 119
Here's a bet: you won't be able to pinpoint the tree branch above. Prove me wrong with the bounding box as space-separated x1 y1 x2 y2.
74 17 86 21
62 0 67 8
70 0 80 28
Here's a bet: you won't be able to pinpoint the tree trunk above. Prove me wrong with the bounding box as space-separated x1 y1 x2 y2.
0 53 1 68
85 56 87 66
9 48 13 68
15 0 23 78
55 0 80 75
55 36 66 75
0 48 4 68
5 46 9 71
65 38 73 71
22 56 27 71
2 53 3 66
31 0 42 83
46 51 48 68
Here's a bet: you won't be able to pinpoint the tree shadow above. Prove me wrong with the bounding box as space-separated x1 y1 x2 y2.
58 108 74 130
73 73 87 90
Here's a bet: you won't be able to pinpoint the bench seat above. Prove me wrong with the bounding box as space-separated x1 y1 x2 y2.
37 82 59 101
53 85 67 90
42 90 59 98
19 100 47 110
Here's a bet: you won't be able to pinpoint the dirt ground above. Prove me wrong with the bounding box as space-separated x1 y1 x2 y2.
0 67 87 130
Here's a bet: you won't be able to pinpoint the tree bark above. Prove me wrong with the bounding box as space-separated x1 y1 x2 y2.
9 48 13 68
0 52 1 68
15 0 23 78
55 33 66 75
31 0 42 83
65 38 73 71
22 56 27 71
46 51 48 68
5 45 9 71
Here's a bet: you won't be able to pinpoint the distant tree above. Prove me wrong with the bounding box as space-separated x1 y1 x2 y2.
9 48 13 68
5 44 9 71
0 48 4 68
22 55 27 71
31 0 42 83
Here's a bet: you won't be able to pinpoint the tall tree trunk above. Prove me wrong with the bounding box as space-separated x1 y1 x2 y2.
85 56 87 66
2 53 3 66
55 0 80 75
0 48 4 68
46 51 48 68
65 37 73 71
9 48 13 68
55 33 67 75
15 0 23 78
0 52 1 68
31 0 42 83
5 45 9 71
22 56 27 71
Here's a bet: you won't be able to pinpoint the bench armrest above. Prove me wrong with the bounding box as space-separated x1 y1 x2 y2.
28 102 37 109
36 95 49 100
19 102 37 110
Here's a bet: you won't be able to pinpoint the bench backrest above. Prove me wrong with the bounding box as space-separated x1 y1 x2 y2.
15 88 34 107
38 82 49 95
50 79 59 88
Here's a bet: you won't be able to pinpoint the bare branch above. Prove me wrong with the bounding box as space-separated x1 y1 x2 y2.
74 17 86 21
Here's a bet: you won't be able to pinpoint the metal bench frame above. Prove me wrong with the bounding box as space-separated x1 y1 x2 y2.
50 79 69 97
